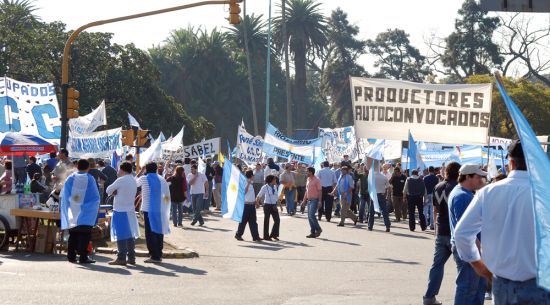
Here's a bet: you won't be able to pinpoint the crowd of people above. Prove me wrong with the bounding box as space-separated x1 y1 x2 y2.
2 138 547 304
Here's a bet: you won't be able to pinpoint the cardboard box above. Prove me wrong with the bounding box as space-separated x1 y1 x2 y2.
34 224 58 254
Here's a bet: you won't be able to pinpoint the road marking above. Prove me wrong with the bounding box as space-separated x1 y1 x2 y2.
0 271 23 276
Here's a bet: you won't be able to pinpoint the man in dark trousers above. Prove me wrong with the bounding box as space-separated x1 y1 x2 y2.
403 169 427 231
315 161 337 222
99 159 118 204
26 156 42 181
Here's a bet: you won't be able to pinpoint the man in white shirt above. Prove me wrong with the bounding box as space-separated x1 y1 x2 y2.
187 164 209 226
367 165 391 232
316 161 337 222
106 161 138 266
454 140 550 304
235 170 261 242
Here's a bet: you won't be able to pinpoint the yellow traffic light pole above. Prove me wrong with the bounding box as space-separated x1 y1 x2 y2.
60 0 240 148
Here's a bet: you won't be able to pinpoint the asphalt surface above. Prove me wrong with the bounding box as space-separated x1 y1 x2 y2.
0 209 469 305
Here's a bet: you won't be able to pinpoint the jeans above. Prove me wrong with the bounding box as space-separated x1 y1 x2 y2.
204 181 213 211
67 225 93 262
358 193 369 221
263 204 280 239
319 186 334 221
368 193 391 230
424 235 453 299
307 199 321 234
452 246 486 305
297 186 306 212
493 276 550 304
424 193 434 227
284 188 296 214
116 238 136 262
236 204 260 240
408 195 426 231
191 194 205 224
143 212 163 261
171 201 183 226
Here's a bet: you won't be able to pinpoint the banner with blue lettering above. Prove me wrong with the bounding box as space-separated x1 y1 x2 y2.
263 123 322 164
319 126 358 163
0 77 61 144
235 125 263 166
68 128 122 159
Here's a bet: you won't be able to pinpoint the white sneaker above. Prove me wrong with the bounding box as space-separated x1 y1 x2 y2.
485 292 492 300
144 258 162 264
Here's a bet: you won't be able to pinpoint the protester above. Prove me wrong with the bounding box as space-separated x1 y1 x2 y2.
252 163 264 197
367 162 391 232
60 159 100 264
166 166 187 227
52 148 74 191
46 152 58 171
356 164 369 223
301 166 322 238
403 170 427 231
332 163 342 216
13 155 26 185
423 161 461 305
26 156 42 181
316 161 336 222
295 164 307 214
389 167 407 222
454 140 550 304
205 158 215 209
106 161 139 266
448 164 487 305
280 164 297 215
187 164 209 226
332 165 358 227
256 175 281 241
136 162 171 264
30 173 46 200
0 160 13 194
98 159 118 203
213 161 223 211
423 166 439 230
235 170 261 242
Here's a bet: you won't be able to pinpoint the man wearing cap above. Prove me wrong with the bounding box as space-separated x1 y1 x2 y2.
448 164 487 305
454 140 550 304
331 165 358 227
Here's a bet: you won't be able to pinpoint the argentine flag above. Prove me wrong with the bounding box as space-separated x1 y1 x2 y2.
146 173 171 235
367 159 381 213
496 76 550 291
408 131 425 171
60 172 100 230
111 211 140 241
221 159 246 223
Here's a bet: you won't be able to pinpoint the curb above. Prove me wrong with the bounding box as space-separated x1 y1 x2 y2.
96 247 199 259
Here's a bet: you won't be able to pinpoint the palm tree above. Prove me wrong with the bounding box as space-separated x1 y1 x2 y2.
273 0 328 129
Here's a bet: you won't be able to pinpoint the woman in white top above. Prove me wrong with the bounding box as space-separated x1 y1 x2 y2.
235 170 261 242
256 175 281 241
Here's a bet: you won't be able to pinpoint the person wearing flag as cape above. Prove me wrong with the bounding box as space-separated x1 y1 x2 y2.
106 161 139 266
136 162 171 264
60 159 100 264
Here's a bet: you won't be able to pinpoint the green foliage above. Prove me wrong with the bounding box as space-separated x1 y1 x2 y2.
367 29 431 82
441 0 503 79
465 74 550 137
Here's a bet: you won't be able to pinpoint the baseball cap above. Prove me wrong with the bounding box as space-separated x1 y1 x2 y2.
459 164 487 176
507 139 524 159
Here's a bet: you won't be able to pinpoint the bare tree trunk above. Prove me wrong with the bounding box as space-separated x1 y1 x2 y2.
294 45 307 129
282 0 293 136
243 0 259 135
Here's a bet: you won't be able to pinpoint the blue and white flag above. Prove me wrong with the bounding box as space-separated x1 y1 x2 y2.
111 151 120 170
408 131 425 171
110 211 140 242
146 173 171 235
496 77 550 291
364 139 385 161
263 123 322 164
221 159 246 223
60 172 100 230
367 159 381 213
127 112 141 128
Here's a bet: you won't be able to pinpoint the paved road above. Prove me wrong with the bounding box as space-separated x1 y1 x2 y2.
0 210 468 305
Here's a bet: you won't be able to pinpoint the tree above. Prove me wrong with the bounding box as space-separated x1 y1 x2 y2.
465 74 550 137
439 0 503 79
321 8 366 125
273 0 328 129
366 29 431 82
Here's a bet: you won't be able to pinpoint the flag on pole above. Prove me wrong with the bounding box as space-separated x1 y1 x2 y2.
364 139 385 161
221 159 246 222
500 150 507 175
496 76 550 291
367 159 381 213
128 112 141 128
218 152 225 165
408 131 425 171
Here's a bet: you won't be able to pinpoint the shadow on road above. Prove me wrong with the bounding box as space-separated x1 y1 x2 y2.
378 257 420 265
201 254 419 265
316 238 361 246
389 232 431 240
130 262 207 277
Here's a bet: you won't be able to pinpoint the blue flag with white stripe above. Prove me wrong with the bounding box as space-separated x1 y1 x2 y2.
60 172 100 230
221 159 246 223
496 77 550 291
146 173 171 235
408 131 425 171
367 159 381 213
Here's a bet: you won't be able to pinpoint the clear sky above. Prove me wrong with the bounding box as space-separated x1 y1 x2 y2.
33 0 548 73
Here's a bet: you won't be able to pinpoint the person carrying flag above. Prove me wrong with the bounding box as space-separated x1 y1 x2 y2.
136 162 171 264
60 159 100 264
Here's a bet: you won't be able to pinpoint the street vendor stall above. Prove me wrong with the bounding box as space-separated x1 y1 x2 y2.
0 132 57 250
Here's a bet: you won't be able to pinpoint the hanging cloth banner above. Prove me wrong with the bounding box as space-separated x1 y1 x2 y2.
68 100 107 135
350 77 493 145
235 125 264 166
0 77 62 144
183 137 221 159
263 123 322 164
319 126 358 163
67 128 122 159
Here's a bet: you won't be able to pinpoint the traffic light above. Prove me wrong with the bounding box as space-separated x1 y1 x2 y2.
229 0 241 25
66 87 80 119
137 130 151 147
121 129 135 146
